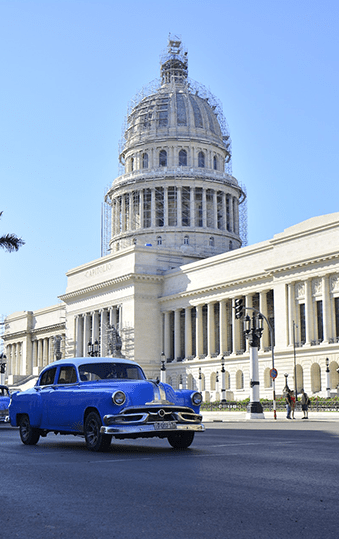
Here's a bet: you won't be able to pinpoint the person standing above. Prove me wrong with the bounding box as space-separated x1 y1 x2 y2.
285 390 292 419
301 389 310 419
290 390 296 419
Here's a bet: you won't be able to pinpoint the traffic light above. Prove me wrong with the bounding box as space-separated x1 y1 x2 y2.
235 298 244 319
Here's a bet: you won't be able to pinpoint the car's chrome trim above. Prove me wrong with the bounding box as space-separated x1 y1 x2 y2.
173 412 203 423
100 423 205 436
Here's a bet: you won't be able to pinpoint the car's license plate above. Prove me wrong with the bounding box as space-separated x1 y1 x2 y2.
154 421 177 430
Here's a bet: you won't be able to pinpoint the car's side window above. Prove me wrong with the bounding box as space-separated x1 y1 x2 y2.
40 367 57 386
57 367 77 385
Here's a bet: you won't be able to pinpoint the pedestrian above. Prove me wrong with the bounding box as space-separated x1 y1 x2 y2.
290 390 296 419
285 389 291 419
301 389 310 419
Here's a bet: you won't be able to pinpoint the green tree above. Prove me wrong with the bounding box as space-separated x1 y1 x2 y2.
0 211 25 252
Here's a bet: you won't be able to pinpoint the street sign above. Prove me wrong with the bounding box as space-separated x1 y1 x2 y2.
270 368 278 379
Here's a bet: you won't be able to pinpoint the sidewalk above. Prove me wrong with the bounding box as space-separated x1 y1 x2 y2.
201 410 339 422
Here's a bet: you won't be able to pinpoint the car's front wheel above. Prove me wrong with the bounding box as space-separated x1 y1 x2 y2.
19 415 40 445
167 431 195 449
84 411 112 452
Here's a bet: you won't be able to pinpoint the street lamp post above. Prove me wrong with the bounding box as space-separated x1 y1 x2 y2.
87 340 99 357
160 353 166 383
283 373 289 393
0 353 6 385
244 312 265 419
198 367 202 393
220 361 226 404
293 321 298 402
326 358 330 398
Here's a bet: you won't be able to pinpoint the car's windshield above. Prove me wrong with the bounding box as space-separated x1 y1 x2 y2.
78 362 145 382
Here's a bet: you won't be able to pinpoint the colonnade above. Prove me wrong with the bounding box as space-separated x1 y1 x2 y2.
111 185 239 237
162 291 274 362
74 305 121 357
5 333 66 376
287 275 339 347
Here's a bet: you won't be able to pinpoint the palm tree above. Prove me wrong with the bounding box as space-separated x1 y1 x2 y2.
0 211 25 252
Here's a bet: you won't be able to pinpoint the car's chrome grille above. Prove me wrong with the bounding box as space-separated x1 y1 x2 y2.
103 406 202 426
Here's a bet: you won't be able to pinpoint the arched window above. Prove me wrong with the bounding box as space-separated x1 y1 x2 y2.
311 363 321 393
210 372 216 391
296 365 304 393
264 368 272 388
198 151 205 168
187 373 194 390
330 361 339 389
213 155 217 170
209 236 214 247
229 240 233 250
157 236 162 246
183 235 189 245
130 157 134 172
225 371 230 390
142 153 148 169
179 149 187 166
159 150 167 167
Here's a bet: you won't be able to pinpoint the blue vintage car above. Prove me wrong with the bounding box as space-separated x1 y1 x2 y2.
9 357 204 451
0 385 11 423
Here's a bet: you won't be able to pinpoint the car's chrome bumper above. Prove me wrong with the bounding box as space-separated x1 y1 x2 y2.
101 422 205 436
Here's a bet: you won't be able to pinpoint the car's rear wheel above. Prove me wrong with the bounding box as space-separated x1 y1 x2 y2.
19 415 40 445
84 411 112 452
167 431 195 449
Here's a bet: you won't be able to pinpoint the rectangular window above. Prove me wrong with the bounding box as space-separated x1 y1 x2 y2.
299 304 306 344
168 187 177 226
317 300 323 342
206 189 214 228
155 187 164 227
182 187 190 226
226 195 231 232
132 191 140 230
143 189 151 228
194 188 203 227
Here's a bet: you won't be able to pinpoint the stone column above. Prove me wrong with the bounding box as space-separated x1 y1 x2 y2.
151 188 156 228
305 279 314 345
164 311 171 360
100 309 107 357
322 275 331 343
75 316 82 357
177 186 182 227
33 340 38 368
196 305 204 358
202 189 207 228
287 282 296 347
231 298 240 354
259 291 269 349
213 190 218 229
49 337 54 363
229 196 234 233
174 309 181 361
222 192 227 231
164 186 168 227
219 300 227 355
185 307 192 358
190 187 195 228
207 302 215 356
83 314 90 357
37 339 43 369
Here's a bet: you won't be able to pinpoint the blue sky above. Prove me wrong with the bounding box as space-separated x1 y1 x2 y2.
1 0 339 317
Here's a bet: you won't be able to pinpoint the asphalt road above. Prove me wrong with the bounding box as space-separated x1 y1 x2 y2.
1 420 339 539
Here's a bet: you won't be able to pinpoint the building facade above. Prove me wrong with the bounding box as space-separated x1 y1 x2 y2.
2 38 339 398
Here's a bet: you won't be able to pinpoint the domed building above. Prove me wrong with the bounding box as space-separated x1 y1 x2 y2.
106 37 245 258
2 38 339 404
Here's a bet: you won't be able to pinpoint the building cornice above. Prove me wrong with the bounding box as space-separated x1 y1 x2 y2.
59 273 164 301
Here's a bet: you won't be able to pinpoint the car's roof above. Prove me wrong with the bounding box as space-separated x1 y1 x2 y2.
43 357 141 370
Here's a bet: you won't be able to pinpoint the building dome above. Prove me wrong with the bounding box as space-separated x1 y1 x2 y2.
106 36 245 259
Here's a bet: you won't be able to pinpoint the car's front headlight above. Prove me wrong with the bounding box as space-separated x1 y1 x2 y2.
191 392 202 406
112 391 126 406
